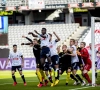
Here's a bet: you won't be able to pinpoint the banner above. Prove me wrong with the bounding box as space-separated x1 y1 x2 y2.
0 58 36 70
28 0 45 9
0 16 8 33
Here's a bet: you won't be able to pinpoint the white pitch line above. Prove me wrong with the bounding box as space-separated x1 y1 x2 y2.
69 86 91 90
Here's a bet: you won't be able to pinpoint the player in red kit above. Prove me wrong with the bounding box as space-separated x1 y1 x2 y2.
79 42 92 86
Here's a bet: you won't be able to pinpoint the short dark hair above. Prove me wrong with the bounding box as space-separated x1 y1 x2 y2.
33 38 38 41
81 42 86 46
70 39 75 43
62 45 67 48
42 28 46 31
13 44 17 47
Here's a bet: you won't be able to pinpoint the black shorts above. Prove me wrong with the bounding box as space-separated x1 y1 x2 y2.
35 57 41 68
60 66 71 74
44 62 49 71
51 55 59 65
11 65 22 72
40 47 51 58
71 62 78 70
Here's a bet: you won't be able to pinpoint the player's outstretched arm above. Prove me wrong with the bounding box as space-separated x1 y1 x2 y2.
67 47 76 56
21 43 32 45
22 36 33 43
53 31 60 41
28 32 38 37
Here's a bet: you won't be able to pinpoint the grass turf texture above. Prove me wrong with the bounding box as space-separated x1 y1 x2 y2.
0 70 100 90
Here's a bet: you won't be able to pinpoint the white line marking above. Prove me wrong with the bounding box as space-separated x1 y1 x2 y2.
69 87 91 90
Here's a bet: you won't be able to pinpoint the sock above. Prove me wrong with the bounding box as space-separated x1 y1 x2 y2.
40 70 47 80
36 70 42 83
83 73 91 83
21 75 26 83
48 75 53 83
95 72 97 79
12 75 17 82
70 74 78 82
66 72 70 83
75 74 83 83
55 68 59 80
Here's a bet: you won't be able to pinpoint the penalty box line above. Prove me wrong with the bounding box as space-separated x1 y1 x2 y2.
69 86 93 90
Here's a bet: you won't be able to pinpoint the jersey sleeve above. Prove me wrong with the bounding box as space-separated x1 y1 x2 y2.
37 35 41 39
19 52 23 57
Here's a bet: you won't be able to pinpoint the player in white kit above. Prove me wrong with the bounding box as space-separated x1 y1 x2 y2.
68 39 85 86
49 32 60 86
88 43 98 79
5 45 26 86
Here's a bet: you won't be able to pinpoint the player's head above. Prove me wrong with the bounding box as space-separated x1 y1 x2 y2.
57 45 61 53
62 45 67 51
70 39 75 46
13 44 17 52
89 43 91 49
41 28 46 34
75 40 78 46
49 33 52 41
33 39 38 45
80 42 86 48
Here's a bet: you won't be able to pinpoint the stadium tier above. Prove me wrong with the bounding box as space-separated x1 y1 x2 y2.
8 23 80 57
45 0 82 5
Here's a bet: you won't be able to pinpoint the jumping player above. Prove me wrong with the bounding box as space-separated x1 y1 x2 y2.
80 42 92 86
5 45 26 86
49 32 60 86
21 36 48 87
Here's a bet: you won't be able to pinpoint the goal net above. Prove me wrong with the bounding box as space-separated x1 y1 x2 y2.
91 17 100 86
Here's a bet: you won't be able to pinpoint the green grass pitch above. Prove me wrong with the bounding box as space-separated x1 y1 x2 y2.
0 70 100 90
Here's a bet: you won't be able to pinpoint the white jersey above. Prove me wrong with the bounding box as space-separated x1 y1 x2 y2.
8 51 23 66
38 33 50 47
88 49 97 62
70 45 79 64
49 40 58 56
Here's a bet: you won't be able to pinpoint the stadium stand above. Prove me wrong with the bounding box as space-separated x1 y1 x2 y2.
8 23 80 57
45 0 83 5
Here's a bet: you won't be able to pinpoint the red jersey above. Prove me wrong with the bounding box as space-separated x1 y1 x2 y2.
80 48 91 65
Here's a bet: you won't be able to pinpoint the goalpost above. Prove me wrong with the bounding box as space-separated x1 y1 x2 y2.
91 17 100 86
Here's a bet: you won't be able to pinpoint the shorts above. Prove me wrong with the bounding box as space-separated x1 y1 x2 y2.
35 57 41 68
51 55 59 65
11 65 22 72
71 62 78 70
60 66 71 74
40 47 51 58
44 62 50 71
44 62 54 71
84 64 91 71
